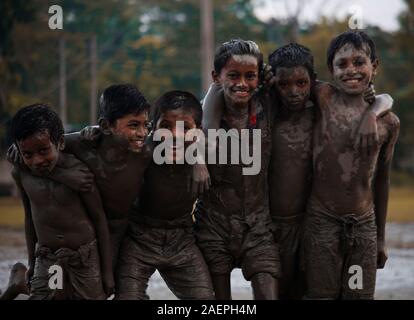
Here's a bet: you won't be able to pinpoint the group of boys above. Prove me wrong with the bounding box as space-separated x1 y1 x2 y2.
2 29 399 300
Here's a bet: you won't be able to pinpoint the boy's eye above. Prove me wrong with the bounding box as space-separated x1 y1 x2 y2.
22 152 32 159
39 148 49 155
297 79 308 87
335 59 348 69
227 72 239 80
245 72 257 80
354 58 366 66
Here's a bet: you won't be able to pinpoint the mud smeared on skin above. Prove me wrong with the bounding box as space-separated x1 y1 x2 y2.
231 54 259 66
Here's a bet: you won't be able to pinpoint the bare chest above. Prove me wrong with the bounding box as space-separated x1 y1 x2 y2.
21 173 76 207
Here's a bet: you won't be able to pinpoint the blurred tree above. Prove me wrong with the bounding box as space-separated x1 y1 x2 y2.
0 0 413 175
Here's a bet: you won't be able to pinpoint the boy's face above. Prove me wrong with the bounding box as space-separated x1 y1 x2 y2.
156 108 197 163
17 130 62 175
332 43 378 95
109 112 149 153
274 66 312 112
213 55 259 107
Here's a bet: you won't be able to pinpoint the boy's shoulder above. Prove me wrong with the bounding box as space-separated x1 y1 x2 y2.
313 81 336 95
58 152 89 170
312 81 338 106
379 111 400 133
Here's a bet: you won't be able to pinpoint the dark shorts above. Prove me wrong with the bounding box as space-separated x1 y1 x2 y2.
29 239 106 300
272 214 305 299
116 215 214 300
195 208 280 281
302 203 377 300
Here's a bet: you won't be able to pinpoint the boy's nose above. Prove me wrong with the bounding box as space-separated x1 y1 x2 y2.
32 155 46 167
288 88 300 98
171 127 185 139
238 77 248 87
346 65 358 75
135 125 147 138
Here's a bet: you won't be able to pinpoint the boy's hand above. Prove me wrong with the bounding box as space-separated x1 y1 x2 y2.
262 63 276 92
189 163 211 198
80 125 102 142
351 110 379 157
377 240 388 269
6 144 22 165
103 272 115 297
363 82 376 104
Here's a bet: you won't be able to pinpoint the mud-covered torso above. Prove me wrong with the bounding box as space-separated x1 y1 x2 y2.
130 161 195 222
17 155 96 250
310 84 398 215
76 136 152 220
203 96 272 220
269 104 314 217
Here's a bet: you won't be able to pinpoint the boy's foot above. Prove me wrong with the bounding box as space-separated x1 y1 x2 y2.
0 262 29 300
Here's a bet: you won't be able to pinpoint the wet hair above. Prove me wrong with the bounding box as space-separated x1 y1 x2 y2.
214 38 263 74
10 103 64 146
268 43 316 79
152 90 202 128
327 30 377 72
99 84 150 125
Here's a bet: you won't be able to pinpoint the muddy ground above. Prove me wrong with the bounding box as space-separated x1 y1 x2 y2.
1 223 413 300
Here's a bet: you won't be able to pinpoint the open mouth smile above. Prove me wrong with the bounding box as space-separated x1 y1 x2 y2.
342 76 364 85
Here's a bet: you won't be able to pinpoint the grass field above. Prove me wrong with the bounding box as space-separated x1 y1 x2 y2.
0 187 412 227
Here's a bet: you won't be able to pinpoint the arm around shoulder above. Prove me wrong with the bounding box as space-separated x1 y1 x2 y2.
80 185 114 296
202 83 224 131
368 94 394 118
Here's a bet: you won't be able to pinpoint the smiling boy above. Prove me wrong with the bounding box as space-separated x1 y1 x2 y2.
59 84 153 267
195 39 280 300
302 31 400 300
115 91 214 300
10 104 113 299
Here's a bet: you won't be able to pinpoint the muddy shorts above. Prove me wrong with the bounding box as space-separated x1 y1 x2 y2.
302 203 377 300
272 214 305 299
29 239 106 300
116 214 214 300
195 208 280 281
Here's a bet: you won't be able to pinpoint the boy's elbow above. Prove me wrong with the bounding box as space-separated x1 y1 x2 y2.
377 93 394 109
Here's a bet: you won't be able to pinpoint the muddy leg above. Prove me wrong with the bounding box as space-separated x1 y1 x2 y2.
211 274 231 300
251 272 278 300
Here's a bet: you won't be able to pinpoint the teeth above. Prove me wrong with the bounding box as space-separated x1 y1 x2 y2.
345 79 360 83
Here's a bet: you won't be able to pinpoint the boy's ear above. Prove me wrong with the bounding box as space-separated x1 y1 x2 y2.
372 59 379 77
212 70 220 84
58 135 65 151
99 118 112 134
